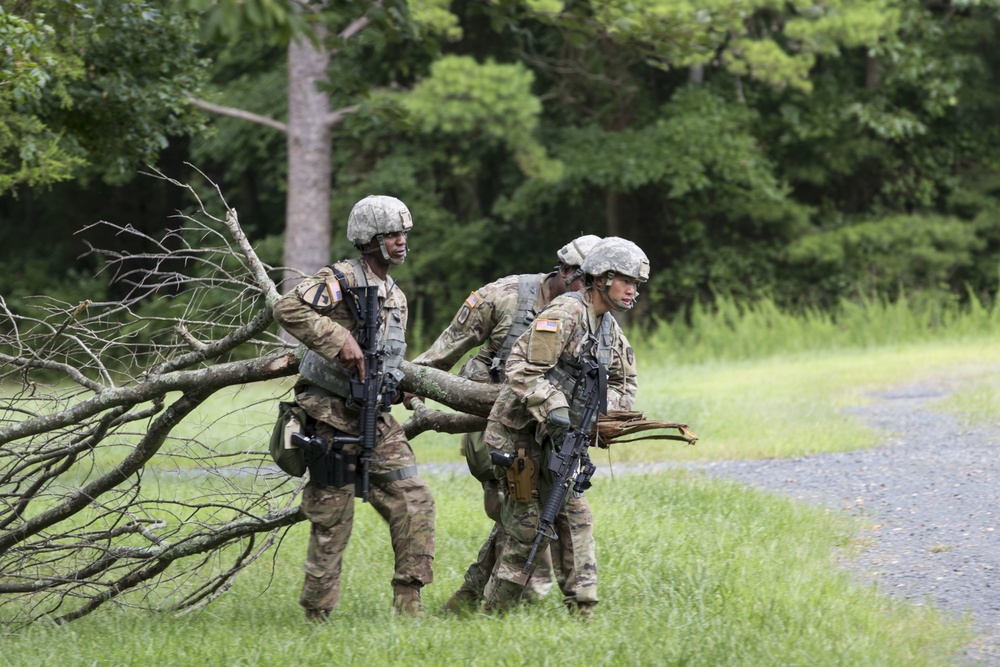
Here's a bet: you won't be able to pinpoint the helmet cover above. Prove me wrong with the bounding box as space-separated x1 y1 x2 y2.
556 234 602 267
346 195 413 247
581 236 650 282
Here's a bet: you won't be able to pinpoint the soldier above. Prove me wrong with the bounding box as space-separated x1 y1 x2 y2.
409 235 602 612
481 236 647 617
273 195 435 621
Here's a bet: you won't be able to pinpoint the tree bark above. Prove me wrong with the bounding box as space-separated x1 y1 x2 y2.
283 25 333 288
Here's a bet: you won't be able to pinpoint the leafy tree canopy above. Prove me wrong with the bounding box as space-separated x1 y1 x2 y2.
0 1 207 193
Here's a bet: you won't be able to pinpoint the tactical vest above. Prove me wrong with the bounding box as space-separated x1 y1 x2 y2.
299 258 407 397
477 274 542 383
543 292 614 430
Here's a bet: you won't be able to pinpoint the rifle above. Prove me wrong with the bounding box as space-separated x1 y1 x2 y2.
343 285 397 502
519 358 604 583
293 285 397 501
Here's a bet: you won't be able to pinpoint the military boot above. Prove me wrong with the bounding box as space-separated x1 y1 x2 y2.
393 584 424 617
441 584 478 614
304 608 330 623
566 600 596 621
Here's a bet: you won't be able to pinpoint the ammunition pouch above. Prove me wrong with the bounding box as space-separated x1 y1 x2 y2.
269 401 312 477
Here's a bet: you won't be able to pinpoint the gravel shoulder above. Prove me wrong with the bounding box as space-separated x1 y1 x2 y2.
689 379 1000 665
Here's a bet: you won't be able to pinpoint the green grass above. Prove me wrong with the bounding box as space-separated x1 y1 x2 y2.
616 336 1000 463
0 471 969 667
5 295 1000 665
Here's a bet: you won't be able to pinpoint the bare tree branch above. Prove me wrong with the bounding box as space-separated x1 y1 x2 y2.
186 96 289 134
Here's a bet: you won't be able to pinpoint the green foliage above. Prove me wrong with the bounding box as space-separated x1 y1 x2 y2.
634 289 1000 367
0 7 86 190
184 0 308 45
783 214 984 305
6 0 1000 335
554 87 784 197
0 1 208 192
394 55 563 182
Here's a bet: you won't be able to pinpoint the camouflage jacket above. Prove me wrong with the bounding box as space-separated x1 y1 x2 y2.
489 288 638 432
411 272 552 383
273 258 407 434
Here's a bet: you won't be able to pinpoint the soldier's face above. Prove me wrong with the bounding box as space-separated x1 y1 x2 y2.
559 264 584 291
382 230 408 265
606 274 639 309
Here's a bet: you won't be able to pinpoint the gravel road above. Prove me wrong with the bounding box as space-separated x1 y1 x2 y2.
689 379 1000 665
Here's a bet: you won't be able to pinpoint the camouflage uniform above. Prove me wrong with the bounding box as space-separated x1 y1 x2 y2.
482 288 637 613
273 257 435 617
411 273 558 603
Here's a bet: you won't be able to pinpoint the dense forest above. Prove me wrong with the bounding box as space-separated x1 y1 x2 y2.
2 0 999 337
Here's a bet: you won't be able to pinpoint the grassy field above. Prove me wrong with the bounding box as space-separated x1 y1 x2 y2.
3 297 1000 666
0 470 970 667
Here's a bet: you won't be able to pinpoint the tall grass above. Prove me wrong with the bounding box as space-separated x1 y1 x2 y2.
637 291 1000 365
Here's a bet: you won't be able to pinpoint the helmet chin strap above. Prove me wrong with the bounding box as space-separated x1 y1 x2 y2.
361 235 407 265
597 271 634 312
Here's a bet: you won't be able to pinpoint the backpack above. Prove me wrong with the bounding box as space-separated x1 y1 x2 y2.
268 401 311 477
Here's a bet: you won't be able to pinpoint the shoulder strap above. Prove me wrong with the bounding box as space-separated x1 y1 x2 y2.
326 263 362 325
489 274 542 380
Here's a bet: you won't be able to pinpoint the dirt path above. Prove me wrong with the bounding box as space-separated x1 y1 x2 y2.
691 379 1000 665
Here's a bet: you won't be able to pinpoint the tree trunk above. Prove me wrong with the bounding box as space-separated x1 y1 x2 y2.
283 26 333 288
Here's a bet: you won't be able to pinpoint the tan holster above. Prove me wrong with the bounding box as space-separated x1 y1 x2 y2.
505 447 536 504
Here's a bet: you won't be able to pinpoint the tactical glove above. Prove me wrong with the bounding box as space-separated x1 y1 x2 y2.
546 406 571 445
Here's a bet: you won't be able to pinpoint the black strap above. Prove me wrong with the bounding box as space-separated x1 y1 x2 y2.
326 264 362 325
370 465 418 484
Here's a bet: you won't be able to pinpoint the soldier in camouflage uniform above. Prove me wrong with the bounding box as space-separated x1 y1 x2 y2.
481 237 647 617
273 195 435 621
409 235 602 612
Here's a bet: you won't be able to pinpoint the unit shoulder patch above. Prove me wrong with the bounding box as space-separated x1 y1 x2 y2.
457 305 472 325
301 279 343 309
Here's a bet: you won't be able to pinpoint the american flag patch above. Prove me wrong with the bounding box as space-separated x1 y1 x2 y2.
326 279 343 303
535 319 559 332
465 291 482 308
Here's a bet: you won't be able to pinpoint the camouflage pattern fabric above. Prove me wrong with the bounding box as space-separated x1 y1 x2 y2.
580 236 650 282
481 421 597 612
489 288 638 433
274 259 407 434
556 234 602 267
411 273 550 375
482 287 638 613
454 475 554 602
411 273 557 601
273 260 434 616
297 419 435 612
346 194 413 246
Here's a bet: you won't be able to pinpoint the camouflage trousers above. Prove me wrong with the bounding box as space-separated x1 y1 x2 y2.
298 419 435 614
455 434 554 601
482 422 597 612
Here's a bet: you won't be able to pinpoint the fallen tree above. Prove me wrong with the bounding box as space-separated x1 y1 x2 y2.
0 169 693 629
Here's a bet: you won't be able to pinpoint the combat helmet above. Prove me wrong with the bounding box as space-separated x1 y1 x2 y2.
347 195 413 265
556 234 603 286
557 234 602 268
581 236 650 311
